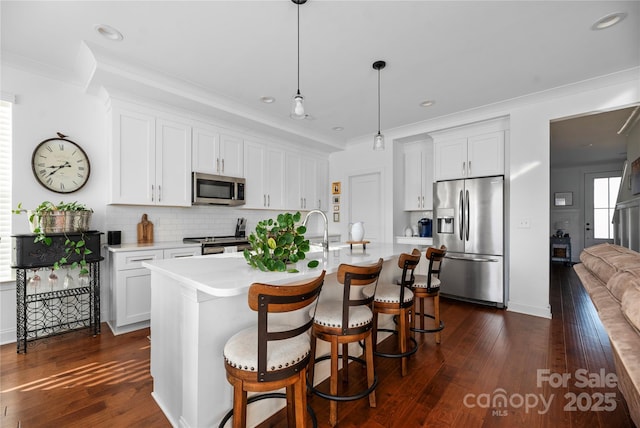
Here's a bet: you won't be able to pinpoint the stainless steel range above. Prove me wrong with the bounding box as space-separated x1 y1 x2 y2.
183 236 251 255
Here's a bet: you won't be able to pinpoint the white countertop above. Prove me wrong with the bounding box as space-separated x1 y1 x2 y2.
143 242 417 297
105 241 201 252
395 236 433 245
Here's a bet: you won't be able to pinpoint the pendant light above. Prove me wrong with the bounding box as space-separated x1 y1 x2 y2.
290 0 307 120
372 60 386 150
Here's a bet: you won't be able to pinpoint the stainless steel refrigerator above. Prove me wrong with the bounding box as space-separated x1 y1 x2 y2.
433 175 504 307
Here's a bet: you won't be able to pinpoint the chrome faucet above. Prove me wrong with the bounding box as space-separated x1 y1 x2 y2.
302 209 329 250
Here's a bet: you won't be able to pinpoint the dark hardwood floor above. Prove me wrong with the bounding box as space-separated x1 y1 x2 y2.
1 263 635 427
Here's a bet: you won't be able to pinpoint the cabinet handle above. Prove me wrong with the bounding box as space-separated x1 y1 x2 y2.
422 196 425 208
268 194 270 207
318 199 321 209
301 197 303 208
303 198 306 208
221 158 225 173
173 254 193 258
151 185 154 202
263 194 266 207
216 158 220 173
468 160 472 176
130 257 155 262
462 161 466 176
158 185 162 202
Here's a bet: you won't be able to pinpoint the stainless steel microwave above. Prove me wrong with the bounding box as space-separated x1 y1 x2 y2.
192 172 245 206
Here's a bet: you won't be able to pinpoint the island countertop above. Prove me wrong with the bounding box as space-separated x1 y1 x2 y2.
142 242 418 298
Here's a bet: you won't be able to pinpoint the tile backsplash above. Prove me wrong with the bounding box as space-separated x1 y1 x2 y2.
105 205 326 244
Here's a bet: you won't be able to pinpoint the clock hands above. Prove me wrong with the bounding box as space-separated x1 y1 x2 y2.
46 161 71 177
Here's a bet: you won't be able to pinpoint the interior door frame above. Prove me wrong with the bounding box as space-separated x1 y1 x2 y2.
584 170 622 249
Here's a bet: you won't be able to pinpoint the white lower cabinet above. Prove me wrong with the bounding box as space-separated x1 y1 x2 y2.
108 246 200 335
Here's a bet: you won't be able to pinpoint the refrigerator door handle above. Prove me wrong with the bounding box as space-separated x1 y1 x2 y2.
465 189 470 241
446 255 500 262
459 189 464 241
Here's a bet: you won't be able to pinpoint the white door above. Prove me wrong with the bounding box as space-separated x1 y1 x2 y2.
349 172 382 242
584 171 621 249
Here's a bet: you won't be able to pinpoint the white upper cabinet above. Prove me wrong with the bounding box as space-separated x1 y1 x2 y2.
432 119 507 181
110 104 192 206
403 140 434 211
192 126 244 177
244 140 285 209
315 159 328 211
285 153 320 210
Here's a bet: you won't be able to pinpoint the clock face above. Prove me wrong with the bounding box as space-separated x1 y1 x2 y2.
31 135 91 193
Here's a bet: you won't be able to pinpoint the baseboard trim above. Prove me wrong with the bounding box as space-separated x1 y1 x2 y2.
507 301 552 319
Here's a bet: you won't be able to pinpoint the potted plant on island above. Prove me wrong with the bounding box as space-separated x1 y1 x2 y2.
13 201 94 274
243 211 320 273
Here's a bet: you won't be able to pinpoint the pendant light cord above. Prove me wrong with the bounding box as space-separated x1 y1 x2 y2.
297 2 300 93
377 67 381 134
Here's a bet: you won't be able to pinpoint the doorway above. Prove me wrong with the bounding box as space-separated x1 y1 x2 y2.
349 172 382 242
584 171 622 248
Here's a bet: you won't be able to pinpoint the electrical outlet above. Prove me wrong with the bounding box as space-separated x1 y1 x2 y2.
518 218 531 228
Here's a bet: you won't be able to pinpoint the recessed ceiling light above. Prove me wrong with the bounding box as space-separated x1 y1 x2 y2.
95 24 123 41
420 100 435 107
332 126 344 131
260 96 275 103
591 12 627 30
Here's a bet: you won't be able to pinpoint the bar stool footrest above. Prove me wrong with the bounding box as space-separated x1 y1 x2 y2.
372 328 418 358
410 312 445 333
218 392 317 428
307 354 378 402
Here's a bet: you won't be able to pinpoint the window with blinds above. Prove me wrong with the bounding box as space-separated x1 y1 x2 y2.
0 100 12 281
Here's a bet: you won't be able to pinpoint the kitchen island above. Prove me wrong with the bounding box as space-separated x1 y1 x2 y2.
143 242 419 428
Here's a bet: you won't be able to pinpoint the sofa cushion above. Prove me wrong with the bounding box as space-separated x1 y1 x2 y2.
580 243 640 284
607 269 640 302
621 284 640 334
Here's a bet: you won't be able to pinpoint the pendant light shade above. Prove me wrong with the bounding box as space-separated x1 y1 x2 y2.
372 60 386 151
290 0 307 120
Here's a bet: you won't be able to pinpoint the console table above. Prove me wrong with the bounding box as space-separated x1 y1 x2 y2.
12 231 103 353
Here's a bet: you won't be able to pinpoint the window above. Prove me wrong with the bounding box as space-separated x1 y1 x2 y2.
0 100 12 281
593 176 621 240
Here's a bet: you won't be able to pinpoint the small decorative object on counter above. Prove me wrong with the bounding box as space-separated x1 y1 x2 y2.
350 221 365 242
137 214 154 244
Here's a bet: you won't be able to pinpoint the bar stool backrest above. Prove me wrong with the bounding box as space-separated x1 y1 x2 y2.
396 249 422 306
425 245 447 291
337 258 384 335
247 270 326 382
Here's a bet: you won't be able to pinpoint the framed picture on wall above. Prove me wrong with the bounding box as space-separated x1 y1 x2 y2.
332 195 340 204
332 182 341 194
554 192 573 206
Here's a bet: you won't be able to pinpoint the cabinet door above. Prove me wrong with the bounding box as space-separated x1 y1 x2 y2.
110 108 156 204
192 126 219 175
315 159 328 210
115 268 152 326
434 137 467 181
285 152 302 209
266 148 285 209
467 131 504 178
156 118 192 207
243 141 266 208
301 156 317 210
403 143 424 210
219 133 244 177
421 140 434 210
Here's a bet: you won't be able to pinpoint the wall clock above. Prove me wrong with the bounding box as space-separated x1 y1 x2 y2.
31 132 91 193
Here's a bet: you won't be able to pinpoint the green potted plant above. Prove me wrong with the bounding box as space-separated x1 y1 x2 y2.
243 211 319 273
13 201 94 273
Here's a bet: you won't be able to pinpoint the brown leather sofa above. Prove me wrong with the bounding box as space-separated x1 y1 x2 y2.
574 243 640 426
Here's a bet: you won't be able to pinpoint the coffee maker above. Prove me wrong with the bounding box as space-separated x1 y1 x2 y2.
235 218 247 237
418 218 432 237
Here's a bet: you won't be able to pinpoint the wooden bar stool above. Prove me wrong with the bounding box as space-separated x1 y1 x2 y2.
365 249 421 376
409 245 447 343
307 259 383 427
221 271 326 428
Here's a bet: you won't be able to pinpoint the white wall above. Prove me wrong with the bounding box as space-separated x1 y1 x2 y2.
335 69 639 319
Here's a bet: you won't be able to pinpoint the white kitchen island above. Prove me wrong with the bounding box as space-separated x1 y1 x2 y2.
143 242 420 428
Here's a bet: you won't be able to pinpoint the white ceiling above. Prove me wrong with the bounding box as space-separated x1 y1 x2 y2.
1 1 639 156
